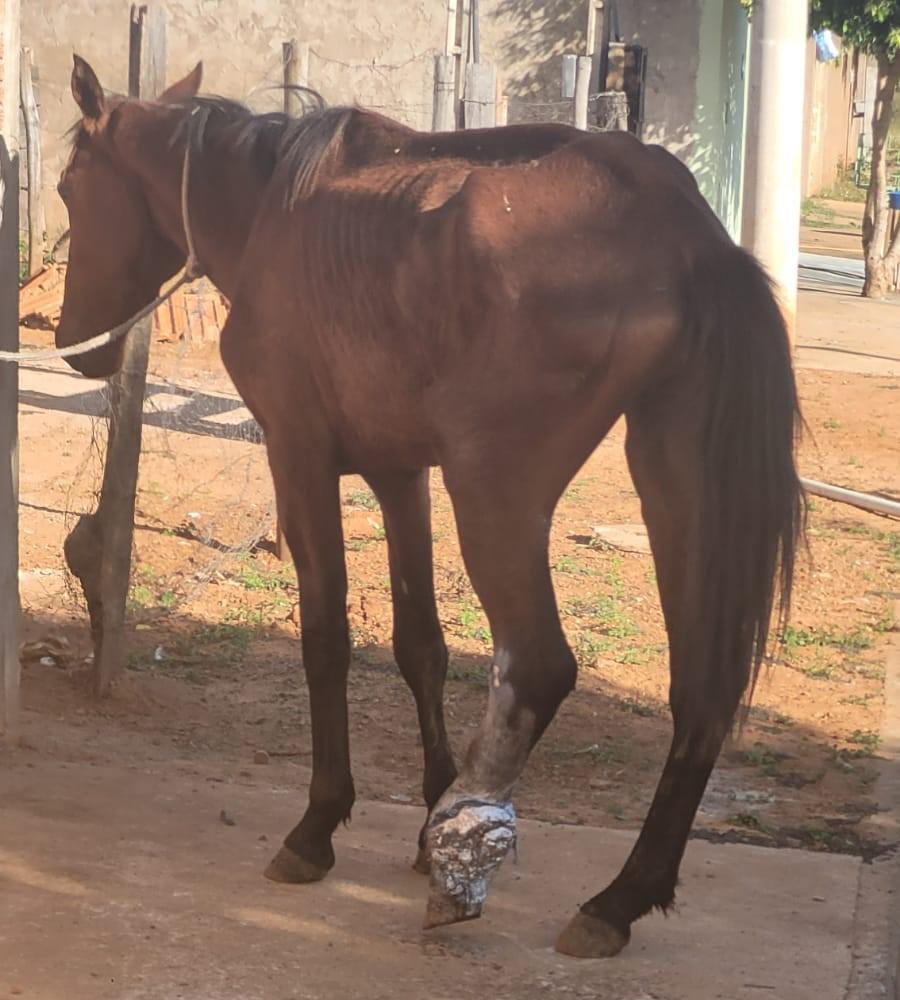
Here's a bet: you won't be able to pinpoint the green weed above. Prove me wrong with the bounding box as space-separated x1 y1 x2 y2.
345 488 380 511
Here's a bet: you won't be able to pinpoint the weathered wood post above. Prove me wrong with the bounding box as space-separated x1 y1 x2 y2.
98 1 166 695
432 54 456 132
0 0 21 742
271 37 310 560
64 1 167 697
463 62 496 129
19 46 44 278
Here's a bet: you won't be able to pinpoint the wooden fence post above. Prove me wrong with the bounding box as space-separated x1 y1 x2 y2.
19 46 44 278
573 55 592 130
0 0 21 743
282 39 309 116
98 1 165 695
463 62 496 129
432 55 456 131
65 2 166 697
274 35 309 561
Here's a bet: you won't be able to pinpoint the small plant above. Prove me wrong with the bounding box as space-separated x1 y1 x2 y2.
617 644 657 666
727 812 767 832
887 533 900 567
224 605 268 629
554 555 590 575
447 659 486 683
345 488 380 511
823 417 841 430
743 745 782 776
615 696 657 718
574 631 610 667
595 596 638 639
127 584 155 613
782 625 872 658
458 600 491 644
846 729 880 757
193 622 254 660
235 558 294 592
799 657 837 681
782 626 817 651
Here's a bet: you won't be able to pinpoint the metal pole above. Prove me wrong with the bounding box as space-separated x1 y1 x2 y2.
800 479 900 519
742 0 808 342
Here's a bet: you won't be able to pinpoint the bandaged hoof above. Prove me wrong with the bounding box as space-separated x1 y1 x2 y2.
422 799 516 929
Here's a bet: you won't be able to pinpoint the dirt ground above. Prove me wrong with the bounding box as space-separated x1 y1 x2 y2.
9 272 900 875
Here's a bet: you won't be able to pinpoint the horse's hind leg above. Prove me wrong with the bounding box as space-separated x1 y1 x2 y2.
556 396 739 958
423 467 577 927
365 469 457 870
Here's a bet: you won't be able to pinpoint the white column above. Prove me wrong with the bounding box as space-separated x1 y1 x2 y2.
741 0 809 340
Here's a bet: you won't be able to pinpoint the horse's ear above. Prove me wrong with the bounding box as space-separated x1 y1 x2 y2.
71 55 105 122
158 63 203 104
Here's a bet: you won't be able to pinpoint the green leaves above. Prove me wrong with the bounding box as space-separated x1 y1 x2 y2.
810 0 900 58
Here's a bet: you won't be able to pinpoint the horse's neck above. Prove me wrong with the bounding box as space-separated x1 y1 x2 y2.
125 113 270 300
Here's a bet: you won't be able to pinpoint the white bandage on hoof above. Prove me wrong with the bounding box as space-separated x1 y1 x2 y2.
423 799 517 928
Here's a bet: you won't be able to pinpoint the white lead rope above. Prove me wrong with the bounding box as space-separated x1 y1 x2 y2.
0 107 206 365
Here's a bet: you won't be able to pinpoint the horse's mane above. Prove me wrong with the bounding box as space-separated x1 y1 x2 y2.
68 88 357 207
172 92 356 206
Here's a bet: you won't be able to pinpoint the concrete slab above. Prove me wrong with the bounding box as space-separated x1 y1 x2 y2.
0 757 861 1000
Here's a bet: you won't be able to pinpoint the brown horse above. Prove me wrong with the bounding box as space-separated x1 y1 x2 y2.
57 56 804 958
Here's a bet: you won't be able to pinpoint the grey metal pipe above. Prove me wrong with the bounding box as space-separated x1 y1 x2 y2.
801 478 900 519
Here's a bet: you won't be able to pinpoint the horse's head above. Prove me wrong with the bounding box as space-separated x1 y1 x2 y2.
56 56 202 378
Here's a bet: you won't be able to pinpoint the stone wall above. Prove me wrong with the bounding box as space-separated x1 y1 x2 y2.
23 0 445 235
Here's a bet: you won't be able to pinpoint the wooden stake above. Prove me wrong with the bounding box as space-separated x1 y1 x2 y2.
90 1 166 697
19 47 44 278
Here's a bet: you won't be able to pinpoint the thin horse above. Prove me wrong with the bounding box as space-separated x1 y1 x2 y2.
56 57 804 957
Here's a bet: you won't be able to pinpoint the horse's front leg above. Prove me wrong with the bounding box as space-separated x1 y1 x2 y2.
365 469 458 871
262 443 353 884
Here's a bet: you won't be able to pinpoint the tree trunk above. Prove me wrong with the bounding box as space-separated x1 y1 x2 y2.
861 52 899 298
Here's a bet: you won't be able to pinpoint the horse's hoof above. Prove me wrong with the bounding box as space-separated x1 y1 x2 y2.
263 845 330 884
555 911 630 959
412 845 431 875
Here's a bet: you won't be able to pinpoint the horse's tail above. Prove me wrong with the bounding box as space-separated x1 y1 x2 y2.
679 247 805 739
